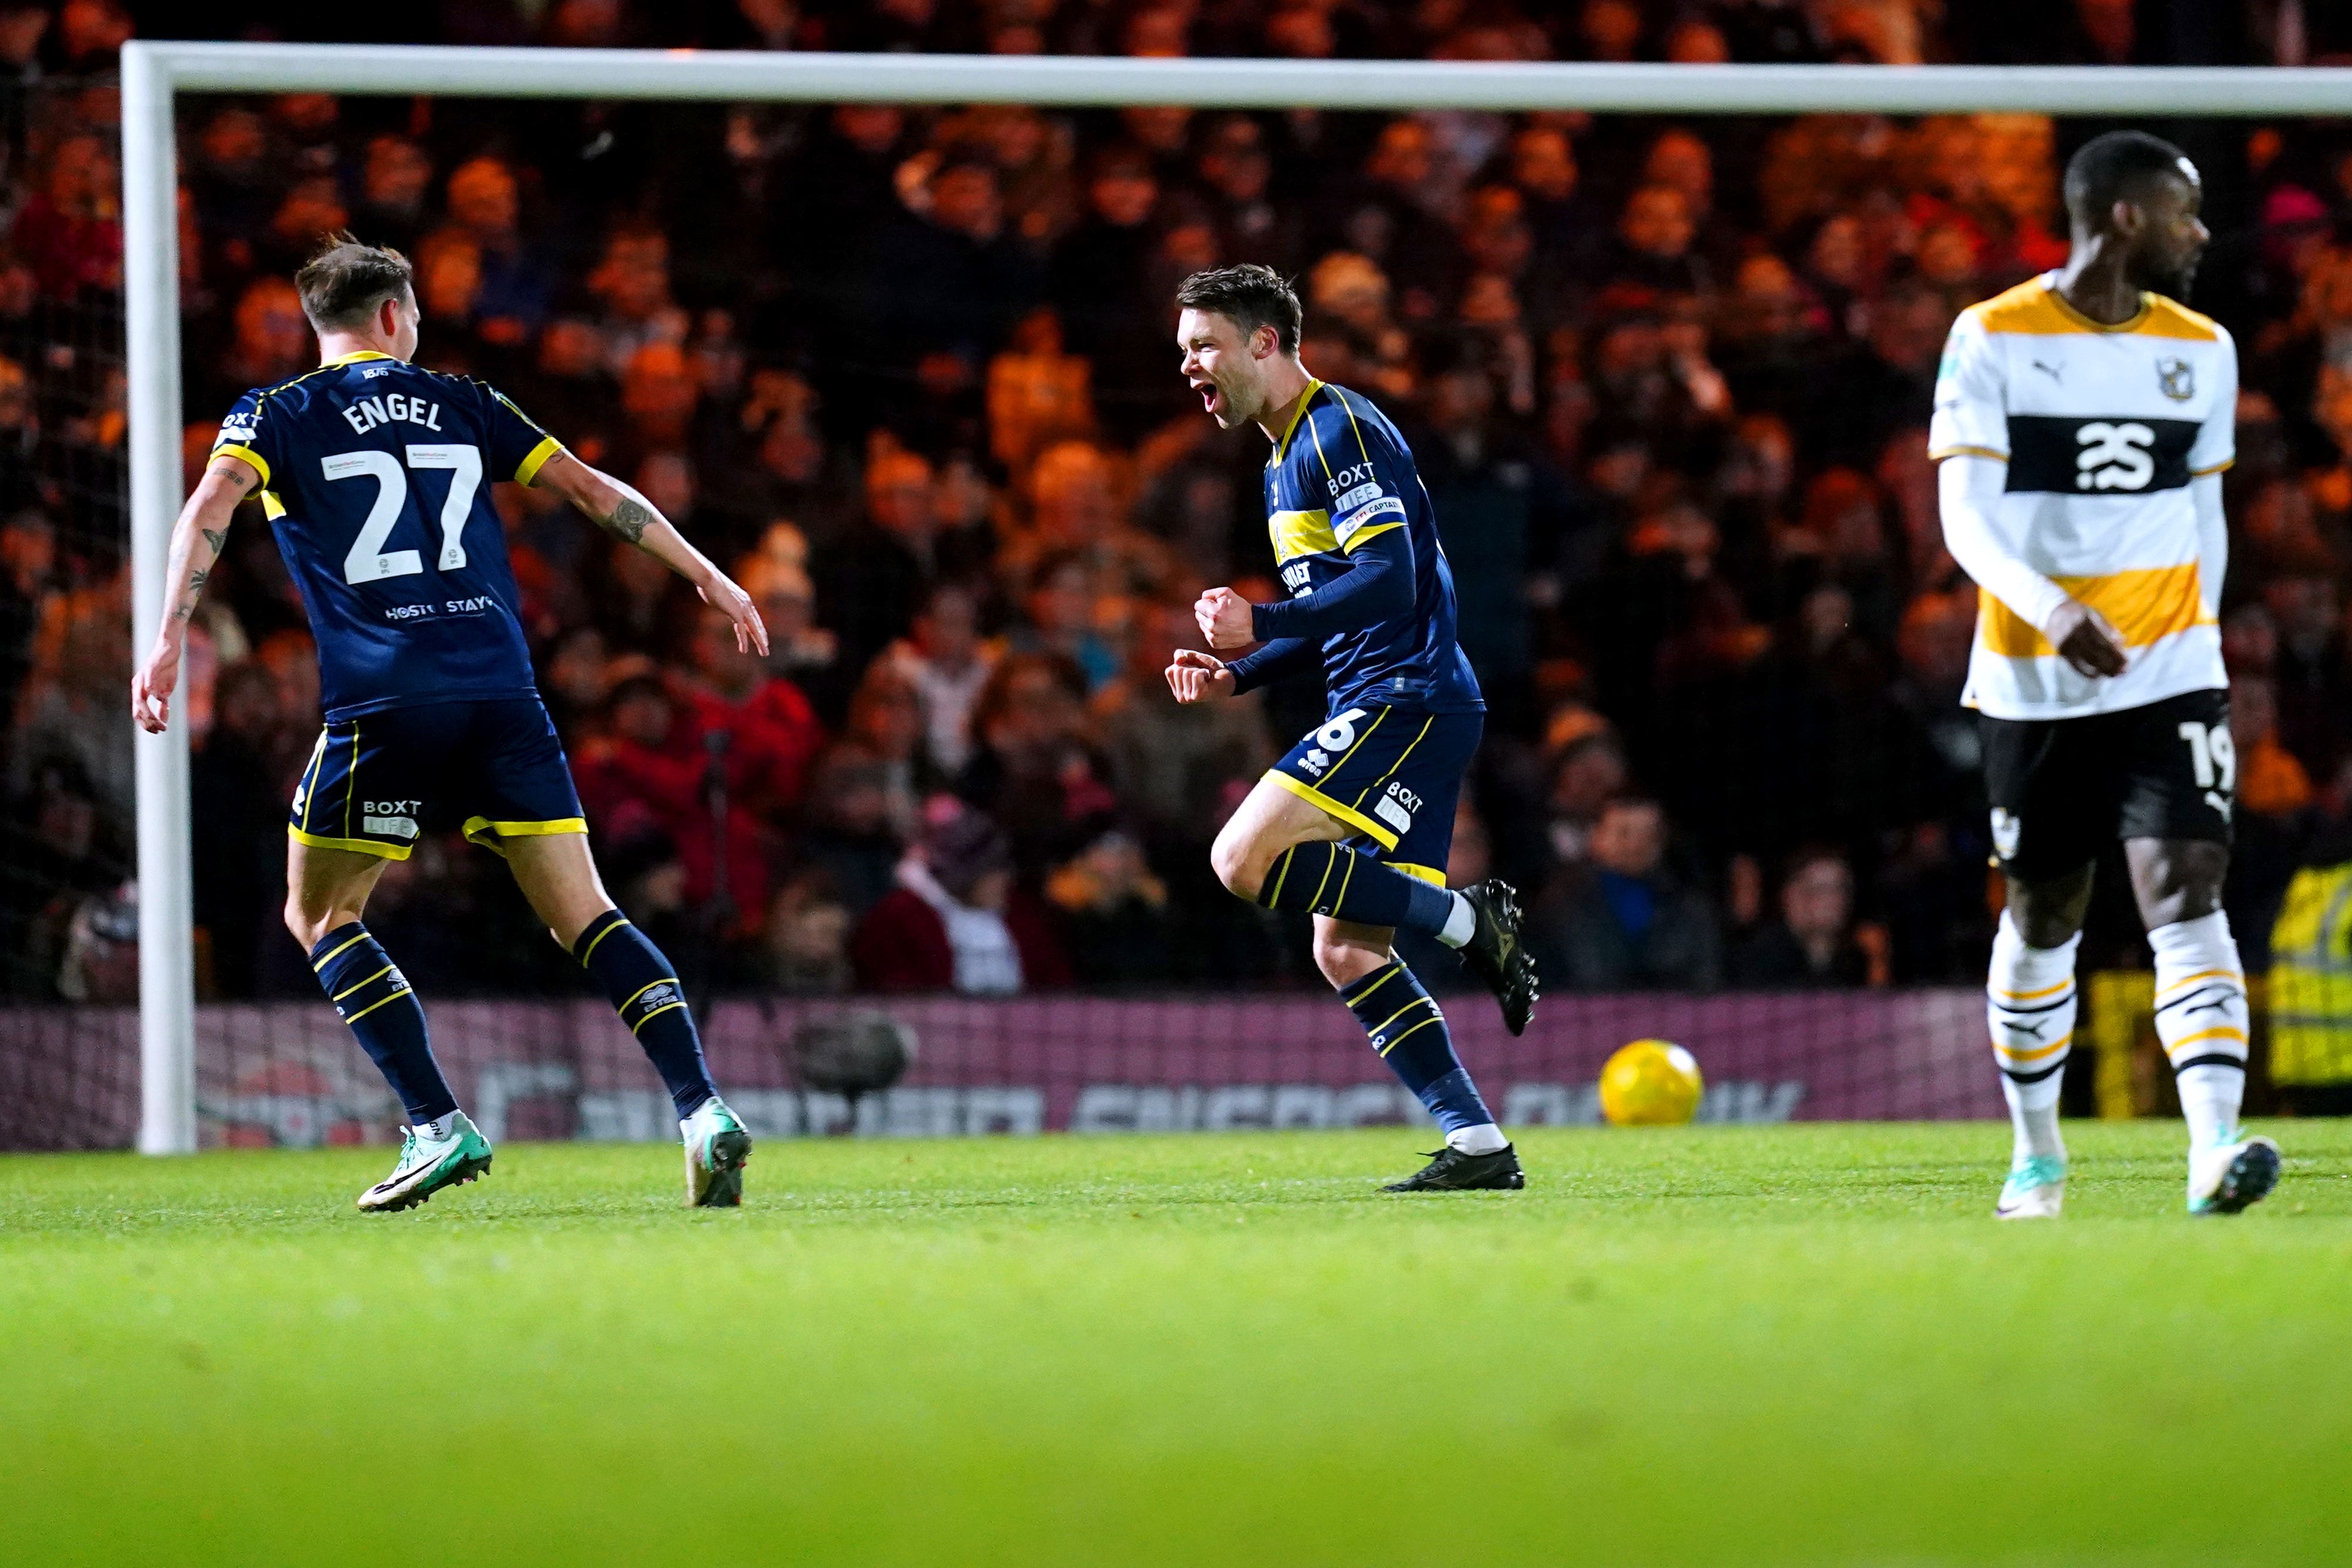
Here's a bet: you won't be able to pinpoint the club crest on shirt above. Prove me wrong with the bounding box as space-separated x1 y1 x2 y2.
2156 357 2194 401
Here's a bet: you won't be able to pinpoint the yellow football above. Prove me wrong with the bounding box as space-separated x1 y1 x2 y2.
1599 1038 1705 1126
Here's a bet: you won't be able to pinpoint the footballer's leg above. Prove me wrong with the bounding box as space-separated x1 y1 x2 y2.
468 695 745 1206
1313 917 1521 1192
2124 691 2278 1217
287 841 491 1212
1988 869 2088 1220
1215 708 1537 1033
286 714 490 1213
1980 711 2100 1220
502 832 748 1207
1213 711 1523 1190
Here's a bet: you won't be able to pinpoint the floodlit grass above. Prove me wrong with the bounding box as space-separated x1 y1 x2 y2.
3 1121 2349 1566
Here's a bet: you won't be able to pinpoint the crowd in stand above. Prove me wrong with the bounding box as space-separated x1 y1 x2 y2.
5 0 2352 1001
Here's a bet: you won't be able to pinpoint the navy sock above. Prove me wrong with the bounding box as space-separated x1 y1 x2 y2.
309 923 456 1125
1256 842 1458 935
1338 960 1494 1136
573 909 716 1118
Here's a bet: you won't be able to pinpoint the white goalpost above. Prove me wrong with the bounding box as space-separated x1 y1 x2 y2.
120 40 2352 1152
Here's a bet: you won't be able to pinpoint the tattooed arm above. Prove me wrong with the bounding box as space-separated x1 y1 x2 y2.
530 449 769 656
132 456 254 735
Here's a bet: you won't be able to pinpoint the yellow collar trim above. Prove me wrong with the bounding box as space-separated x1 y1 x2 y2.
321 350 398 367
1272 378 1324 462
2041 279 2150 334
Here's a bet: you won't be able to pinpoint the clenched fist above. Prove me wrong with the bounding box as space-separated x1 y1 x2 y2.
1165 648 1234 704
1194 585 1256 650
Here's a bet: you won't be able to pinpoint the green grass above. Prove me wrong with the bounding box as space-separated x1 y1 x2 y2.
4 1123 2350 1567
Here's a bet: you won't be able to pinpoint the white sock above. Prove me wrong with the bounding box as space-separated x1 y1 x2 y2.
1988 912 2077 1165
414 1115 451 1141
2175 1064 2245 1152
1446 1121 1508 1155
1436 892 1477 949
2149 912 2249 1149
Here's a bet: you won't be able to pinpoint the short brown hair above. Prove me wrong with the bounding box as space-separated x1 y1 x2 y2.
1175 263 1302 356
294 233 414 330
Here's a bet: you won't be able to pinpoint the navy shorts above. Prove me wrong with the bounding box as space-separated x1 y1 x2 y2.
1267 703 1483 887
289 696 585 862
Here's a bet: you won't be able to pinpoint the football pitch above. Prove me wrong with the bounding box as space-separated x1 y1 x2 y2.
4 1123 2349 1567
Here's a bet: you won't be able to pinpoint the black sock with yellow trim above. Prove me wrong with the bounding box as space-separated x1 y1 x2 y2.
573 909 716 1118
1254 842 1458 934
309 923 456 1125
1337 960 1494 1137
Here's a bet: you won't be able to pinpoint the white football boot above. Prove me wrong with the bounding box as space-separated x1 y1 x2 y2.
357 1112 493 1213
2187 1133 2281 1217
1995 1155 2067 1220
681 1097 752 1208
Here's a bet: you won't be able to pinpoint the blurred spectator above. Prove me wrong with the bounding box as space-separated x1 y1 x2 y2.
190 662 286 998
766 864 855 994
796 739 908 922
851 799 1070 993
354 134 434 258
10 573 132 825
883 581 996 775
1091 597 1272 855
2233 672 2315 820
675 602 825 825
12 129 118 303
953 651 1119 879
1528 795 1723 991
813 447 959 675
573 672 771 945
1010 548 1121 692
0 508 58 741
740 545 852 726
1045 827 1174 984
1731 847 1886 987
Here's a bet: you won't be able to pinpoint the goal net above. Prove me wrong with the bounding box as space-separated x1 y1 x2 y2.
3 43 2345 1152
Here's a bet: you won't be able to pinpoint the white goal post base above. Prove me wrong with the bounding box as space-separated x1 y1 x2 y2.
121 41 2352 1151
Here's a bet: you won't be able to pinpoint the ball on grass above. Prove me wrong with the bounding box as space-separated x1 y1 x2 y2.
1599 1038 1704 1126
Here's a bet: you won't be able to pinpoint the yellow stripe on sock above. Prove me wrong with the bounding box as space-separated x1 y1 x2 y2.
1344 966 1402 1007
1990 978 2073 1002
2164 1025 2249 1057
1377 1014 1443 1057
1307 844 1338 912
1371 996 1436 1037
629 1001 687 1034
577 915 631 966
331 964 394 1002
1267 847 1296 906
2155 967 2245 999
343 990 411 1026
618 978 671 1013
312 931 370 971
1993 1031 2073 1063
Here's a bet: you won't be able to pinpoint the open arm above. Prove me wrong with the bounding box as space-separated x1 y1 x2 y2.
131 456 256 734
532 448 767 657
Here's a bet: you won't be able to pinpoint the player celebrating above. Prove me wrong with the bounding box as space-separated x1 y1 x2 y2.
1165 264 1537 1192
133 237 761 1212
1931 132 2279 1218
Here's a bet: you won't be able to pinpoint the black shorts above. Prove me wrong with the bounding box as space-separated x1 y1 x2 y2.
1268 704 1483 887
1980 687 2233 883
289 696 585 862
